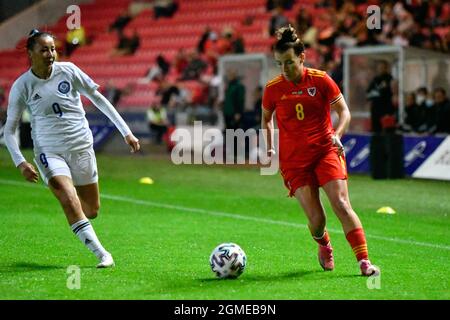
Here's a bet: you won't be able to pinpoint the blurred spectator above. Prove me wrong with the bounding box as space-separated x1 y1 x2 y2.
394 2 415 35
128 0 153 17
197 26 213 54
223 70 245 130
431 87 450 134
443 30 450 53
269 6 289 36
111 29 140 56
377 2 396 44
266 0 294 11
314 0 334 9
153 0 178 19
416 87 434 109
231 30 245 53
326 60 343 90
429 28 446 52
400 92 426 133
242 86 262 131
366 60 394 133
427 0 449 28
65 26 88 57
103 80 133 105
392 30 409 47
0 85 5 107
204 31 221 65
174 48 189 75
420 27 445 51
206 65 222 109
406 0 429 27
109 10 133 34
141 54 171 83
295 9 318 48
415 87 435 133
0 108 6 125
156 80 181 106
180 51 208 80
147 104 169 144
409 22 429 48
217 27 234 54
204 27 235 65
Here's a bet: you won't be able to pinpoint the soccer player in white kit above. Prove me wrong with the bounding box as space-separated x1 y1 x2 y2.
4 30 141 268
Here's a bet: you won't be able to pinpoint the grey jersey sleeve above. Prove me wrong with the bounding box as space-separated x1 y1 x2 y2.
4 84 27 167
84 90 132 137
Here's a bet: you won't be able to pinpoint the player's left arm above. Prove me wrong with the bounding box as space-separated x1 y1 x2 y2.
71 63 140 153
85 90 140 153
321 73 348 156
331 95 350 139
330 96 350 156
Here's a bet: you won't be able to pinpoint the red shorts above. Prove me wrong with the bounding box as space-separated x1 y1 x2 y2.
280 151 348 197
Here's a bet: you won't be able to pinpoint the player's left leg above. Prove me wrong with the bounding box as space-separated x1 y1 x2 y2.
76 183 100 219
322 179 379 276
322 179 361 234
316 151 379 276
70 148 100 219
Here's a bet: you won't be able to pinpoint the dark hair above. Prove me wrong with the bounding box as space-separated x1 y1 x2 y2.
417 87 428 95
26 29 55 50
273 25 305 55
434 87 446 95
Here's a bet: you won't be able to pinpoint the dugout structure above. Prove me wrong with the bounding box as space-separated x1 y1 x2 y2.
217 53 274 162
218 53 271 113
343 45 450 133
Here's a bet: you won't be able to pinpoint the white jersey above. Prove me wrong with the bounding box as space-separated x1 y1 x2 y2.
5 62 131 166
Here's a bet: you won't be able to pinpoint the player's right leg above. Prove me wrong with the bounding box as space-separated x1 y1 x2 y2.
34 153 113 268
294 185 334 271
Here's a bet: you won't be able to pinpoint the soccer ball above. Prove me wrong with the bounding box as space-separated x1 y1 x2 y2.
209 243 247 279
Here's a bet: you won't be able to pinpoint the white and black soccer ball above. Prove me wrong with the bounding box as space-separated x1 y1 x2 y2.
209 243 247 279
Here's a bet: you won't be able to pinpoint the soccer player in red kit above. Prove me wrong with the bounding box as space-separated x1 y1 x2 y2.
262 25 379 276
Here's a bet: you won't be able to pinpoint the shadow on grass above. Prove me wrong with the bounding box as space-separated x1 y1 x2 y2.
198 269 322 283
198 269 364 284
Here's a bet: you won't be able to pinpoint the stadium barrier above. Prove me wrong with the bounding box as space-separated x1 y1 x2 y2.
342 133 450 181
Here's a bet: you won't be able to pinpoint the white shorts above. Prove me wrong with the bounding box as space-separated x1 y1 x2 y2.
34 148 98 186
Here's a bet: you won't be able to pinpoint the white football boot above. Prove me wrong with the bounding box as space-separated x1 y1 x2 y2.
96 253 115 268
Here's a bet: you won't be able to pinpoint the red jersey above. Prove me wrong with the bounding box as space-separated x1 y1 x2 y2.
262 68 342 169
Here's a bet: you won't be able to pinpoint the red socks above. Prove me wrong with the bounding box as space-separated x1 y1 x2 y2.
313 230 331 246
346 228 369 261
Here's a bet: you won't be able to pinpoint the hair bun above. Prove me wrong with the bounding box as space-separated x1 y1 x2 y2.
29 29 40 37
276 24 298 43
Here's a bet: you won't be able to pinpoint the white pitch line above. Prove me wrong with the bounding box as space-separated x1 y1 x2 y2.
1 178 449 251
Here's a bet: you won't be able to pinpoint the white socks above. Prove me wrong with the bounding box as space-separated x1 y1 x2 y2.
71 219 109 259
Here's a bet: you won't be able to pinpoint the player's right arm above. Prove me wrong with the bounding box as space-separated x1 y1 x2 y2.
261 107 275 157
4 83 39 182
261 85 276 158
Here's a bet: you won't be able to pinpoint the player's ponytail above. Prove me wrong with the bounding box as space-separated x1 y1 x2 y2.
26 29 55 51
273 24 305 55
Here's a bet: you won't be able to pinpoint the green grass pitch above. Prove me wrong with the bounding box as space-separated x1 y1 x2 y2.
0 148 448 299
